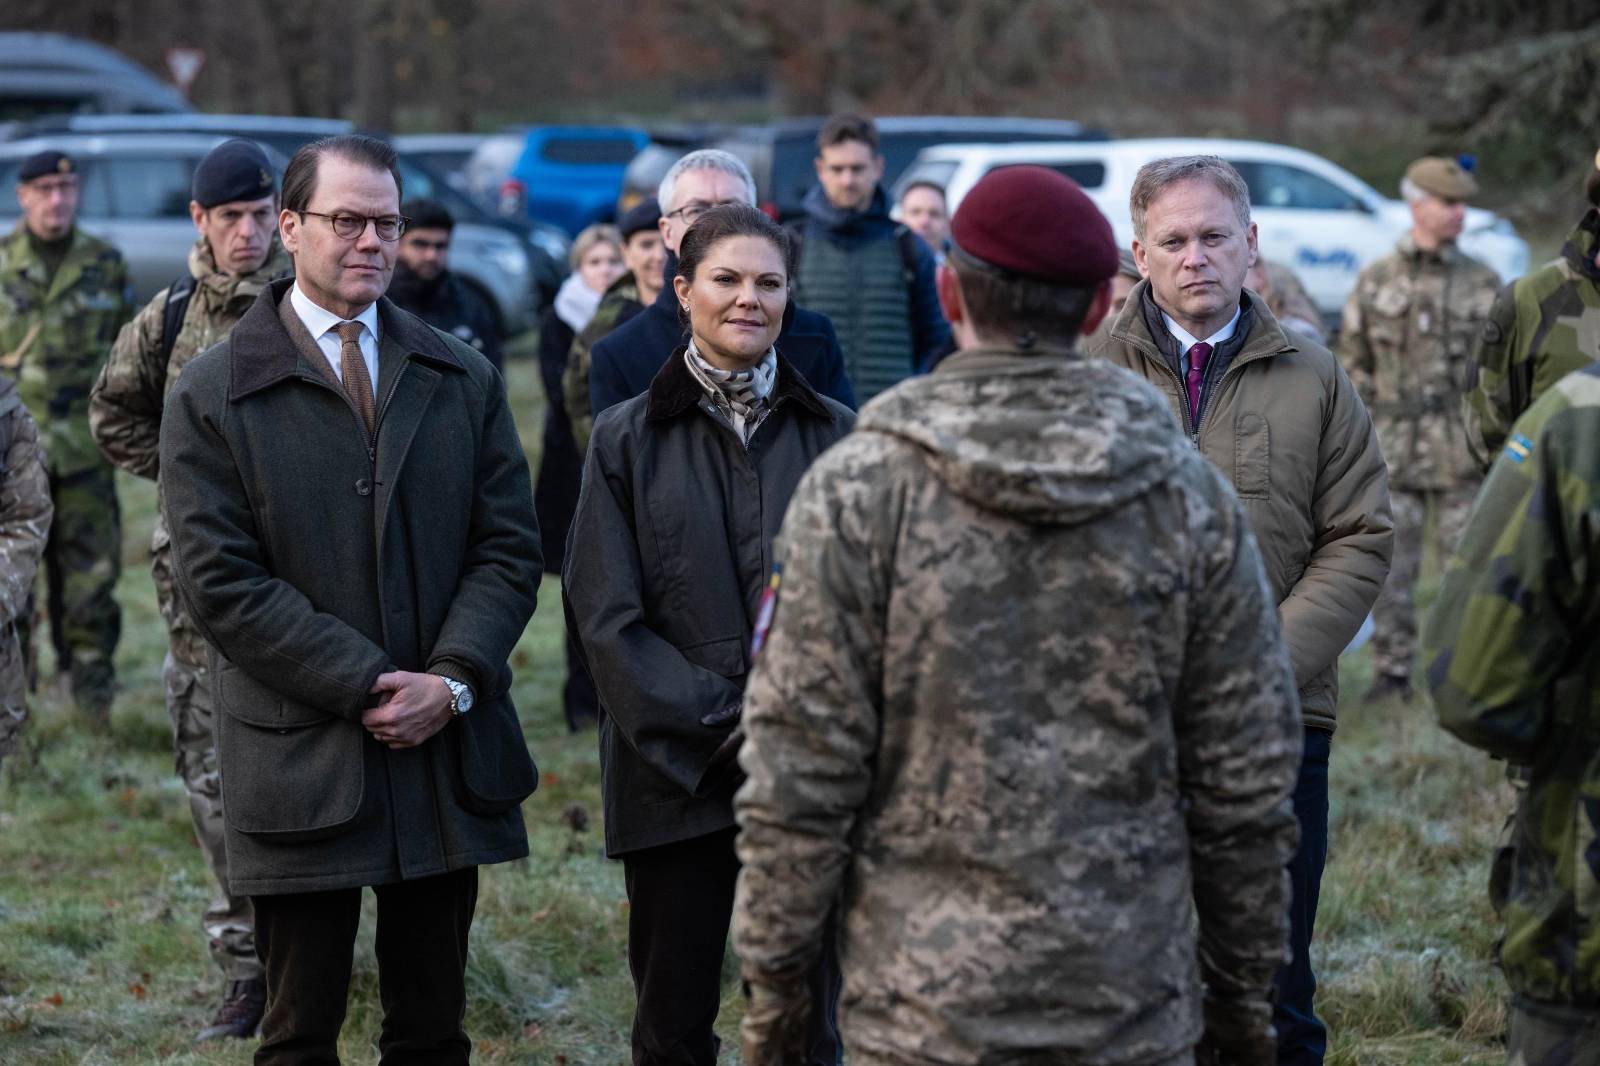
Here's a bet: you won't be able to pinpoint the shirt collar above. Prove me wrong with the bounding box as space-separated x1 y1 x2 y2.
290 281 381 343
1162 304 1241 352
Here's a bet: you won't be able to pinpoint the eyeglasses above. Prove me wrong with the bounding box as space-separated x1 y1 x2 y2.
664 199 743 226
299 211 409 242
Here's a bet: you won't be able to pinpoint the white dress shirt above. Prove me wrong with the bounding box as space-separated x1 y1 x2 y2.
1161 305 1242 354
289 282 380 398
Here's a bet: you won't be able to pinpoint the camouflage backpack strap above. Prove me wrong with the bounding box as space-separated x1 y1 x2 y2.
161 272 198 366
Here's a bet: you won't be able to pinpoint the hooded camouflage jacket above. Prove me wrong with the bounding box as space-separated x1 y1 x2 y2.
1424 360 1600 1012
91 235 288 483
0 378 52 745
1466 209 1600 471
0 224 131 477
733 347 1302 1066
1339 234 1500 490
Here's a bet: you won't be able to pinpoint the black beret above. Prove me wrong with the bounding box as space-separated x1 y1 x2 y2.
949 165 1117 287
191 139 276 208
17 150 75 183
618 198 662 241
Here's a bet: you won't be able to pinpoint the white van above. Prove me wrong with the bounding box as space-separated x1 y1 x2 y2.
894 138 1530 322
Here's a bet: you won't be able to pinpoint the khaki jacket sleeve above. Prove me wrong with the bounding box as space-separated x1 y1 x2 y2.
563 325 595 454
0 407 52 627
734 443 888 997
1278 360 1393 687
90 290 169 480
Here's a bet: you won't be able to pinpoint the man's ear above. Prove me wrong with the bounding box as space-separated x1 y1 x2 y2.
279 208 300 254
936 263 964 325
189 201 206 231
1131 239 1149 278
1078 279 1113 338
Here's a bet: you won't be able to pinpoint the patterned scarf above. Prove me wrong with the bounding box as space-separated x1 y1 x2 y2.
685 341 777 443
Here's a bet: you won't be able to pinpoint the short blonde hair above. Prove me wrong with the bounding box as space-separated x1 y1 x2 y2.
569 223 622 270
1129 156 1251 242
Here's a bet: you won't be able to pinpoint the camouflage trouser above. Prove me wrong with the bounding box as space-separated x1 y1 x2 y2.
0 626 26 767
19 464 121 720
1508 1001 1600 1065
1371 487 1474 682
151 534 260 981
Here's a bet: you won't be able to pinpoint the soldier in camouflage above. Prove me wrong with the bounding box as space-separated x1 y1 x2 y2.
732 166 1303 1066
0 376 53 772
1465 147 1600 472
1423 359 1600 1066
89 139 282 1042
563 198 662 452
1339 155 1501 701
0 150 131 725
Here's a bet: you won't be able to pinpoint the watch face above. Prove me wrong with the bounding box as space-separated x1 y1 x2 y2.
456 686 474 714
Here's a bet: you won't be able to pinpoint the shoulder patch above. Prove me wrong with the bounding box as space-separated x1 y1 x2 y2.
1503 432 1534 464
1480 318 1503 345
749 564 783 661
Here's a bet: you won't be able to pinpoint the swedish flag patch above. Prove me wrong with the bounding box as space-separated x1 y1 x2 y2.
1503 433 1534 465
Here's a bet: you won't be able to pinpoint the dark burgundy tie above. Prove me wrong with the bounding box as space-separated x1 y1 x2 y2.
1185 342 1212 426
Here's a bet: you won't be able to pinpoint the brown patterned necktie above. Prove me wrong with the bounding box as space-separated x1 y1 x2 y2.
336 320 376 437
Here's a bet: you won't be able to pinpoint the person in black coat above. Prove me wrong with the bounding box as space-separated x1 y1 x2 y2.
565 205 851 1066
588 149 856 419
387 199 504 371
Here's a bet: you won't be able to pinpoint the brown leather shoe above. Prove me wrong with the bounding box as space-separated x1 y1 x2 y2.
195 977 266 1042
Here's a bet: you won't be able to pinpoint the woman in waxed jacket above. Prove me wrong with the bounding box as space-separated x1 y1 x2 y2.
564 204 851 1066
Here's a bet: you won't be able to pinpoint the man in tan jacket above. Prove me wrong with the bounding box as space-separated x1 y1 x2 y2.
1088 154 1392 1066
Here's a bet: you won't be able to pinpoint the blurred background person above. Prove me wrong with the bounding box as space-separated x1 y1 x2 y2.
0 149 131 729
565 199 663 453
1338 156 1499 704
1247 259 1326 344
388 197 504 371
566 205 850 1066
0 374 52 778
537 223 622 732
896 180 948 264
791 114 950 395
90 138 286 1042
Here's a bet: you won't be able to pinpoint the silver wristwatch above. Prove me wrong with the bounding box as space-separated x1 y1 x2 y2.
440 675 474 716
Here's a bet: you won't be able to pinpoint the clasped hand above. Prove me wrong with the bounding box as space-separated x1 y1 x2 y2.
362 671 452 749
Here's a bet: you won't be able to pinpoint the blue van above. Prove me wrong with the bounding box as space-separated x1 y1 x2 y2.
505 126 650 236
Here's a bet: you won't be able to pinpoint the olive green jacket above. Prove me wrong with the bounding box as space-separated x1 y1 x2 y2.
1089 282 1393 728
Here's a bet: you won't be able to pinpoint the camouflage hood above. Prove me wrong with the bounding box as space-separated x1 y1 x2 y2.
189 234 289 302
857 345 1185 524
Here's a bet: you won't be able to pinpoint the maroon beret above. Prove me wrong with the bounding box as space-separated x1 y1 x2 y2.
949 165 1118 287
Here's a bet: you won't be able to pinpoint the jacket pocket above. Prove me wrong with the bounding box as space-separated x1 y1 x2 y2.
454 695 538 815
1234 412 1271 500
216 662 365 842
679 636 746 679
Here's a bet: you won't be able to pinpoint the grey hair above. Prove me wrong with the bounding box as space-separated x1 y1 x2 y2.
1129 155 1251 241
657 149 758 214
1399 176 1427 204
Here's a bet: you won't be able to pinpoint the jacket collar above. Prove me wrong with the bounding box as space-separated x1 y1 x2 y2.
1396 232 1460 265
228 278 464 401
646 345 834 424
1109 278 1295 372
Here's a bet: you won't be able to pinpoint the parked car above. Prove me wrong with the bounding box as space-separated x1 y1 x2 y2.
503 125 650 235
5 115 560 333
0 33 189 126
895 138 1531 322
617 123 739 214
0 132 289 302
712 115 1109 222
460 131 528 215
393 133 487 195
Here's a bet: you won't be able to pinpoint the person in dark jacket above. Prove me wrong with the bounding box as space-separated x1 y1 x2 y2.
387 198 504 371
565 204 851 1066
160 135 542 1066
588 149 856 419
536 223 623 731
792 114 951 398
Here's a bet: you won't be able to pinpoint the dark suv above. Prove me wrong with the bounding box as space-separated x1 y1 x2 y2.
712 116 1109 221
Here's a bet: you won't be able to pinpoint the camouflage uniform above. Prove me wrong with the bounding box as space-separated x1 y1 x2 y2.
0 223 131 720
1339 234 1500 685
732 347 1303 1065
1423 361 1600 1063
562 273 641 453
89 237 284 983
1465 209 1600 471
0 379 53 768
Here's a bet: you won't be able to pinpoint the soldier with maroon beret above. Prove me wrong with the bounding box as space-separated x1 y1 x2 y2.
732 165 1304 1066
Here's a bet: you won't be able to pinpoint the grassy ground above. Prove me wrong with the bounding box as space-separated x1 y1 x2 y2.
0 357 1516 1064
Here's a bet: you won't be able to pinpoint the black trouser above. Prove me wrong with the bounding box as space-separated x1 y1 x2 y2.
252 867 479 1066
623 828 842 1066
